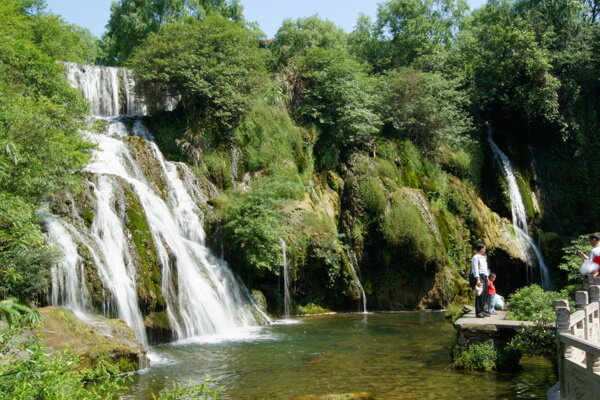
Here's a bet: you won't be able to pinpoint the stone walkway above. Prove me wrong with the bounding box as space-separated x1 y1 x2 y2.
454 306 535 329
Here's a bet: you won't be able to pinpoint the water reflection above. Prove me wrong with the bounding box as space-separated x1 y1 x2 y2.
127 313 555 399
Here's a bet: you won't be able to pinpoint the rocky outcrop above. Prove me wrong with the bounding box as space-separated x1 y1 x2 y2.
36 307 146 371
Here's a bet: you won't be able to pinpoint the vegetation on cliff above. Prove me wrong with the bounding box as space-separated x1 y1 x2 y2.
1 0 599 345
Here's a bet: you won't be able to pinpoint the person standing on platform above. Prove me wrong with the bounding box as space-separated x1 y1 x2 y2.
471 243 490 318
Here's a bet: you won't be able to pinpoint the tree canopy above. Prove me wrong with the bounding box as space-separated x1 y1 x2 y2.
102 0 244 65
272 15 348 68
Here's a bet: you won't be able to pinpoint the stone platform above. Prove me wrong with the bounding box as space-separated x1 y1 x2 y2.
454 306 535 329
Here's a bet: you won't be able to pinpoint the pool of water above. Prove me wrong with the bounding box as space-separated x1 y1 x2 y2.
127 312 555 399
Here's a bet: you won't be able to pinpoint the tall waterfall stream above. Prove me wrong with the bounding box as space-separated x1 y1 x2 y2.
47 63 267 349
487 129 551 289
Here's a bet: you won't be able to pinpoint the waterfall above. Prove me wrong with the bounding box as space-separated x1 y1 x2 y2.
347 249 368 313
487 129 551 289
47 218 89 315
280 239 291 317
48 63 264 345
64 62 147 117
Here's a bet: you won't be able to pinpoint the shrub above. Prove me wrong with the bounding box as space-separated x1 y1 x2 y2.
509 317 557 371
236 102 308 173
452 343 497 371
507 284 569 322
203 151 233 190
558 234 594 288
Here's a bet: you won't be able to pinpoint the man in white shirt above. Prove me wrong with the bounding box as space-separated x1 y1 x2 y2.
471 243 490 318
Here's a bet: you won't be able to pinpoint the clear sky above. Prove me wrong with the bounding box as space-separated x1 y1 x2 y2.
44 0 487 39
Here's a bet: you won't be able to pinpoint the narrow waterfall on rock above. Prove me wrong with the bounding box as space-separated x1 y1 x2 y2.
280 239 291 317
487 130 551 289
347 249 368 313
47 63 265 346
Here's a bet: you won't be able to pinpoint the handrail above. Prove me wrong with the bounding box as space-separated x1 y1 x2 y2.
559 333 600 358
555 284 600 399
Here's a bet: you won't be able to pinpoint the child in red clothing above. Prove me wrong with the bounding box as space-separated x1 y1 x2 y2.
486 273 497 314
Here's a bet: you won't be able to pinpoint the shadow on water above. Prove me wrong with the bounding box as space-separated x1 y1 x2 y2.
127 312 555 400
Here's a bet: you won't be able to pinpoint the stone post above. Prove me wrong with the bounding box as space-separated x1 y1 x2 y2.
575 291 588 310
555 299 571 398
590 285 600 303
590 286 600 347
576 291 589 341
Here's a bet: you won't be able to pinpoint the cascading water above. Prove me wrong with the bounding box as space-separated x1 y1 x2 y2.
47 217 89 315
280 239 291 317
347 249 368 313
487 129 551 289
47 63 266 346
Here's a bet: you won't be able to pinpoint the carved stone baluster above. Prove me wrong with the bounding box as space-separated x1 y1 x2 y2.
576 291 589 341
556 299 571 397
590 286 600 343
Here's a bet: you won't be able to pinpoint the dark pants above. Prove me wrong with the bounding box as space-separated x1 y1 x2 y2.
474 274 489 315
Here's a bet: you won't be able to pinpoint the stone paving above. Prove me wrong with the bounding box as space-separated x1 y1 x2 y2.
454 306 535 329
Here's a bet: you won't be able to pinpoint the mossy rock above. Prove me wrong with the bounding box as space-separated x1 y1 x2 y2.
122 188 165 312
36 307 146 372
251 290 268 315
125 136 169 199
144 311 171 330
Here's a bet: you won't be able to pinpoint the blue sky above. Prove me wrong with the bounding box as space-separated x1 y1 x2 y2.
45 0 487 39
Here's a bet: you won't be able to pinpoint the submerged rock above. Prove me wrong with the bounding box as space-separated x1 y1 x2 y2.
36 307 146 371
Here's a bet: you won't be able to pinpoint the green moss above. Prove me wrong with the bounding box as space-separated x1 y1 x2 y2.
358 177 387 216
380 195 436 261
295 303 332 315
123 189 165 312
516 174 535 220
145 311 171 330
79 206 94 228
374 158 401 191
37 307 144 372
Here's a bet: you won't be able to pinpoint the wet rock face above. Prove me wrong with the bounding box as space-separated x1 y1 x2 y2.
36 307 146 371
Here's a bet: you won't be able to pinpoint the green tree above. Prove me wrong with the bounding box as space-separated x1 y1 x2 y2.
102 0 244 65
284 48 381 167
272 15 348 68
0 0 92 302
351 0 468 70
379 67 473 153
129 16 267 162
458 1 560 126
30 14 101 63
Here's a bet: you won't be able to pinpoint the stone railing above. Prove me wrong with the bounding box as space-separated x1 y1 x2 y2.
555 285 600 400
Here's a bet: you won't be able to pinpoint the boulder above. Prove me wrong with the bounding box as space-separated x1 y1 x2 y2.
36 307 146 371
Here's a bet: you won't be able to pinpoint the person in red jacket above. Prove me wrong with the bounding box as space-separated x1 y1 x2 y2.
487 273 497 315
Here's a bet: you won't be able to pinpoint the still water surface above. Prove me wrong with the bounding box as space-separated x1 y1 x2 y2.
128 312 554 399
